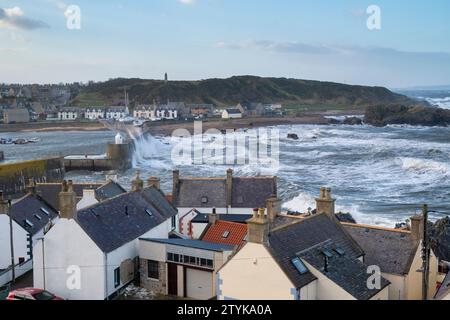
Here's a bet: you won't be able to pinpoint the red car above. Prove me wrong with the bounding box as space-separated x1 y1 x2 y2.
6 288 64 301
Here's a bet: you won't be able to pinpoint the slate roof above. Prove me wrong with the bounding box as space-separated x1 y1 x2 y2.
192 213 252 224
9 194 59 235
175 175 277 209
231 177 277 208
36 183 102 211
177 179 227 208
226 108 242 114
435 272 450 300
95 181 127 201
298 240 390 300
201 221 248 246
267 213 364 289
75 187 178 253
343 223 418 275
140 238 234 252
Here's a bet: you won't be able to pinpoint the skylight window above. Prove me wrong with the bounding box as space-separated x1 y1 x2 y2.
145 208 153 217
40 207 50 216
24 219 34 228
34 214 42 221
201 196 208 204
291 257 308 275
322 250 333 258
237 196 244 204
222 231 230 238
334 247 345 256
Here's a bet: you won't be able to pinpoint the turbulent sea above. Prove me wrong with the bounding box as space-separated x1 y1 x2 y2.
2 122 450 228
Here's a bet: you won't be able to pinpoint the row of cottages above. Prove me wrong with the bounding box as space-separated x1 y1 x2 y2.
33 174 179 300
217 188 439 300
138 212 248 300
133 104 179 120
172 169 277 238
0 188 59 286
84 106 129 120
58 106 128 121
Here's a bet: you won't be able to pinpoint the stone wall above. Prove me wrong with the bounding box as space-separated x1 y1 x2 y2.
139 258 167 295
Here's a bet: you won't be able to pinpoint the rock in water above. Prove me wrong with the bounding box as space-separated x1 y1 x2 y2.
364 104 450 127
335 212 357 224
343 117 363 125
287 133 299 140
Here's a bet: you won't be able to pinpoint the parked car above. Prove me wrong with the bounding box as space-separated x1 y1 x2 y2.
6 288 64 300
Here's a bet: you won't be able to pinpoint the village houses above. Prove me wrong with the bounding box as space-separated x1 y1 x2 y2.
33 173 178 300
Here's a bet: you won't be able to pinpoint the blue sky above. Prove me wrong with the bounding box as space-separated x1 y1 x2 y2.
1 0 450 87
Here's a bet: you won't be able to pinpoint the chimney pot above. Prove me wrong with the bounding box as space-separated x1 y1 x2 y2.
147 176 160 189
316 187 336 217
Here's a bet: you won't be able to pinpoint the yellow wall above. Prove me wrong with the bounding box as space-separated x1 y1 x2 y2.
218 243 296 300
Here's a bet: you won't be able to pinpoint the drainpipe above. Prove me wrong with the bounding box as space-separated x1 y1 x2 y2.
104 253 108 300
8 198 15 283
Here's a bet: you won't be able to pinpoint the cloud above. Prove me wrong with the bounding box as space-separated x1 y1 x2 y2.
0 6 49 30
45 0 68 11
178 0 195 5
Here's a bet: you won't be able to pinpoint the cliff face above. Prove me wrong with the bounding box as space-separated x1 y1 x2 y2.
364 105 450 127
73 76 418 109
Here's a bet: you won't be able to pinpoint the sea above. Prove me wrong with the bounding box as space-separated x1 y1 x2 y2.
1 95 449 228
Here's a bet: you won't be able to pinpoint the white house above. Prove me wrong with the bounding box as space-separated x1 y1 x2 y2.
33 176 178 300
222 108 242 119
58 107 80 120
85 107 105 120
172 169 278 237
106 106 128 120
343 217 439 300
0 187 59 286
139 238 234 300
134 104 179 121
217 202 390 301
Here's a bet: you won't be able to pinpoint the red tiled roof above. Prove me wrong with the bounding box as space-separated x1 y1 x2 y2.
201 220 248 246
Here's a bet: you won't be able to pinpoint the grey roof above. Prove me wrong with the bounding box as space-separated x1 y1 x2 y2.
140 238 234 252
95 181 127 201
267 213 365 289
226 108 242 114
36 183 102 211
175 175 277 209
343 224 418 275
298 240 390 300
75 187 178 253
10 194 59 235
177 179 227 208
231 177 277 208
192 213 252 224
435 272 450 300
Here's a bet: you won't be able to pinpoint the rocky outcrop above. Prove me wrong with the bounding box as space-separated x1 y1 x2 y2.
364 104 450 127
335 212 357 224
342 117 363 125
430 216 450 262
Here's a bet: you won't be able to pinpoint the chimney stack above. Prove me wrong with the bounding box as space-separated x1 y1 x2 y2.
172 170 180 203
410 215 424 242
27 178 36 195
131 171 144 192
316 187 335 218
226 169 233 207
246 208 269 244
59 180 77 220
147 176 161 189
209 208 218 225
266 197 282 225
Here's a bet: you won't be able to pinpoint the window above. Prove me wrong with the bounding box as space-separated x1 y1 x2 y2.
114 267 120 288
184 255 190 264
334 247 345 256
145 208 153 217
24 219 34 228
173 254 180 263
167 253 174 261
206 259 213 268
291 258 308 275
171 216 176 230
147 260 159 280
40 207 50 216
321 250 333 258
222 231 230 239
201 196 208 204
200 258 207 267
189 256 196 264
34 214 42 221
236 196 244 204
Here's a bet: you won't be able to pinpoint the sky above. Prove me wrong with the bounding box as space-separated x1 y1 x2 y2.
0 0 450 88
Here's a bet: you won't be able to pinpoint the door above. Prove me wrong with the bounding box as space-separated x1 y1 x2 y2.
168 263 178 296
186 268 213 300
